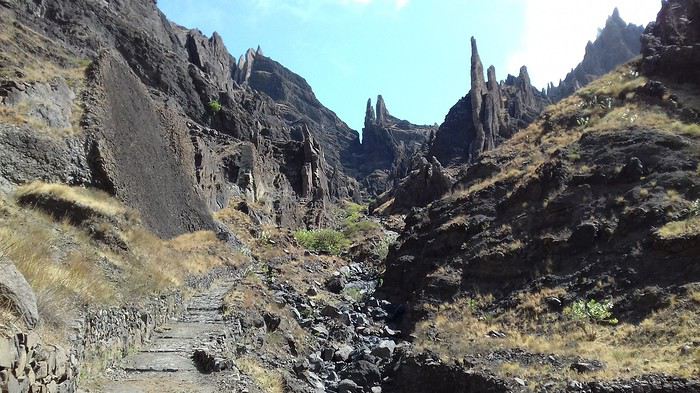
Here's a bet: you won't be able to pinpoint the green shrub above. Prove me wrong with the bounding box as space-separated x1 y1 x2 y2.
344 220 380 238
565 299 618 325
342 202 380 238
294 229 350 256
208 100 222 113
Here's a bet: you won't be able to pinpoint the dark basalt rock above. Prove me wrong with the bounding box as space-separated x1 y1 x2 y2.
359 96 436 195
548 9 645 101
430 38 548 167
641 0 700 83
0 0 363 231
234 48 362 175
370 156 453 215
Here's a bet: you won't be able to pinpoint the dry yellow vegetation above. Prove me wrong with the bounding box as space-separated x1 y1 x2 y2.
0 183 236 331
236 357 285 393
414 292 700 385
413 60 700 386
657 216 700 239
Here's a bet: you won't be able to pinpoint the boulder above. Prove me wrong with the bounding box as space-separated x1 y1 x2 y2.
342 360 381 388
337 379 360 393
0 259 39 329
370 340 396 360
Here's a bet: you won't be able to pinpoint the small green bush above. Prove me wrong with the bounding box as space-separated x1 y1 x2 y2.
208 100 222 113
344 220 380 238
565 299 618 325
342 202 380 238
294 229 350 256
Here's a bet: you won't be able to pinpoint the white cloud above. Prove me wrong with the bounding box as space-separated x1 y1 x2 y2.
507 0 661 89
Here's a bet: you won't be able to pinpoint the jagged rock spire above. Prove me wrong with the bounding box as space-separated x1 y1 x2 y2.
365 98 376 128
376 95 389 126
518 66 535 107
486 65 502 107
234 47 258 84
469 37 487 160
611 7 621 21
470 37 486 95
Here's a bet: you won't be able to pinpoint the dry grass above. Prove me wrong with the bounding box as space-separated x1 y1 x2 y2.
236 357 285 393
414 292 700 383
515 288 567 319
588 102 700 136
0 11 88 85
0 184 232 332
16 182 129 219
0 212 116 328
579 62 647 98
656 216 700 239
452 167 525 199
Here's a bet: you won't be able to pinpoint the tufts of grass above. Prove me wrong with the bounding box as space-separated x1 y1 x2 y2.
588 102 700 136
15 182 129 219
414 288 700 381
236 357 285 393
578 63 647 98
0 184 230 331
656 216 700 239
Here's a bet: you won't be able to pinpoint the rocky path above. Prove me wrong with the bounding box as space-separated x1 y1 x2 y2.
98 278 238 393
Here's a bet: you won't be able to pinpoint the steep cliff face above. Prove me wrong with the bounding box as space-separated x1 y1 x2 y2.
380 0 700 363
430 38 549 167
359 96 435 195
547 9 645 101
233 48 362 176
0 0 362 233
641 0 700 82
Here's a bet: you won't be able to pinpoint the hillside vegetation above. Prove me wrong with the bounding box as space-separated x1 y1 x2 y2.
0 182 242 334
382 60 700 386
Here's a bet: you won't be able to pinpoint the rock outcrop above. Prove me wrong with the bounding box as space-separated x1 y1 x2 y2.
0 0 363 233
370 156 452 215
0 258 39 329
641 0 700 82
430 38 548 166
359 96 435 195
380 5 700 339
84 51 216 237
547 9 645 101
232 48 362 175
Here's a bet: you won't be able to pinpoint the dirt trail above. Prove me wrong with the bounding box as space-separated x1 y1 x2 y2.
97 278 239 393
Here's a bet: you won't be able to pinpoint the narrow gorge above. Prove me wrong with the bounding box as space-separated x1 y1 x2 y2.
1 0 699 392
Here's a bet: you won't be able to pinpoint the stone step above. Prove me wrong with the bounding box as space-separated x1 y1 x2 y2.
122 352 197 373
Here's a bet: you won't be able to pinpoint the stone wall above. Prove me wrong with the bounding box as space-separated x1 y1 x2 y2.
0 292 185 392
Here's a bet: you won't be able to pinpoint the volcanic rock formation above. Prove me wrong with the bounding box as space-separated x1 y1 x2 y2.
547 8 645 101
359 96 435 195
0 0 363 234
430 38 549 167
641 0 700 82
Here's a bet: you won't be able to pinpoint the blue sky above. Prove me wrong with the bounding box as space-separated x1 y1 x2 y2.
159 0 660 133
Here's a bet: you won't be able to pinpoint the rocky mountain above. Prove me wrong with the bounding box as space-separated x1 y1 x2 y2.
378 0 700 388
233 47 362 176
641 0 700 81
0 0 367 234
1 0 700 392
359 95 435 195
546 8 645 101
430 38 549 167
